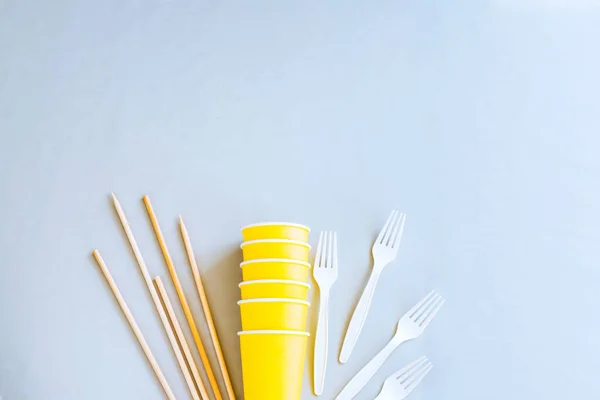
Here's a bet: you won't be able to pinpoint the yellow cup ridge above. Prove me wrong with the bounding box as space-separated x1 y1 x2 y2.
239 280 310 300
238 298 310 331
238 330 309 400
240 259 311 282
241 239 311 262
241 222 310 242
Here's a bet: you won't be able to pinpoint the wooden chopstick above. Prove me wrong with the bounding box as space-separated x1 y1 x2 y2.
143 195 223 400
110 193 197 399
92 250 176 400
154 277 210 400
180 217 237 400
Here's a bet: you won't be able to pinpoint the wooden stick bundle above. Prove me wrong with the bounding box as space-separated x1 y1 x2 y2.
143 195 223 400
111 193 201 399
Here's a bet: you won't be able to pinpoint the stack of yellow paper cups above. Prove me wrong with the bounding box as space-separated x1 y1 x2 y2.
239 222 312 400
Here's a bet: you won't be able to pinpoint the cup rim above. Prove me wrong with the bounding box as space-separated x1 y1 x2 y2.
239 279 310 288
240 239 312 250
238 330 310 336
240 258 312 268
237 298 310 306
241 222 311 232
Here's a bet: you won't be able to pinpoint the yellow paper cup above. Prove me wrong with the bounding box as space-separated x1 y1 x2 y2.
241 239 311 261
241 222 310 242
238 298 310 331
238 330 309 400
239 280 310 300
240 259 311 282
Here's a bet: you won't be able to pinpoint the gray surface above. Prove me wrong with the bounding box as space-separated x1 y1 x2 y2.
1 1 600 399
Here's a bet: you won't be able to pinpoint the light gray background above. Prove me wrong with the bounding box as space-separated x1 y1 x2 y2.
1 1 600 399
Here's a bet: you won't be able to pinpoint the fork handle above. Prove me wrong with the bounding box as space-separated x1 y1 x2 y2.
313 291 330 395
339 269 381 363
336 338 400 400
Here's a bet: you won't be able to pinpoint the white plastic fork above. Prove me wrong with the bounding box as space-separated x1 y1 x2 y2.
336 290 444 400
339 210 407 364
374 356 433 400
313 231 338 396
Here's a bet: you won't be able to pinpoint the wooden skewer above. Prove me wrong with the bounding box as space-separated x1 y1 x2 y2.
143 195 223 400
110 193 194 399
154 277 210 400
92 250 176 400
180 217 237 400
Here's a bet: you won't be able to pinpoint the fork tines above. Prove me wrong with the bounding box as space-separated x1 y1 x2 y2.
409 290 445 329
376 210 407 248
395 356 433 393
314 231 338 269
